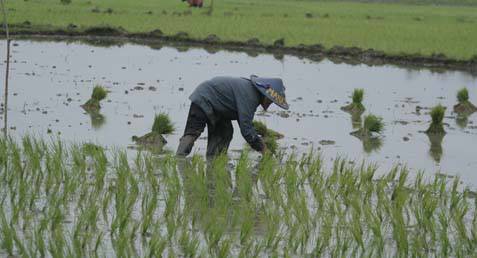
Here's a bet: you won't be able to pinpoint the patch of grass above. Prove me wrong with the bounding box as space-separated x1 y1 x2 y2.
363 114 384 134
92 85 107 101
82 85 107 111
253 120 284 139
453 87 477 114
253 120 283 153
426 104 446 134
430 104 445 124
342 88 365 114
352 88 364 104
457 87 469 103
152 113 174 135
0 135 476 256
5 0 477 59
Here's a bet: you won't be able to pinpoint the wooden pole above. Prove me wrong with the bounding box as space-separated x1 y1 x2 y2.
1 0 10 137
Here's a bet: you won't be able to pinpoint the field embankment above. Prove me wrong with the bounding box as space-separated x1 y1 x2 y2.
3 0 477 67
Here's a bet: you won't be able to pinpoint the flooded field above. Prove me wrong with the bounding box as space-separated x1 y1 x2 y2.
1 39 477 184
2 38 477 257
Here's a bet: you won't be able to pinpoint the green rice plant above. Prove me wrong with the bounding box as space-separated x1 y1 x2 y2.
341 89 365 114
152 113 175 135
0 208 14 256
253 120 284 139
363 114 384 134
82 85 107 111
426 104 446 134
91 85 107 101
457 87 469 103
454 87 477 115
352 88 364 104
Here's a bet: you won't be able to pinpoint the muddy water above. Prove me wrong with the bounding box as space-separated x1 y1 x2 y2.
1 39 477 185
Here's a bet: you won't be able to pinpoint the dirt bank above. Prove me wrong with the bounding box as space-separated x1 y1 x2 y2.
2 24 477 75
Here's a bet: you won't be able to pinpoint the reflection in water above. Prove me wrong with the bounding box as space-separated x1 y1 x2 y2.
362 137 383 153
428 133 444 163
88 111 106 130
456 115 469 129
351 113 362 129
176 154 266 243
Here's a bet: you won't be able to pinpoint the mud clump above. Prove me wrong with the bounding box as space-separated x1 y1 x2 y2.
273 38 285 48
132 113 174 149
204 34 220 43
350 114 384 139
453 87 477 115
341 88 365 115
425 104 446 135
148 29 163 37
83 26 126 36
246 38 261 46
173 31 189 40
81 85 107 112
132 132 167 146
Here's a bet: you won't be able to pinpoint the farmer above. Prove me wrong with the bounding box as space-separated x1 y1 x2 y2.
176 75 289 157
182 0 203 7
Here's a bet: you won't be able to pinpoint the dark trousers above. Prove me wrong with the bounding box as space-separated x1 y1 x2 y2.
179 103 233 157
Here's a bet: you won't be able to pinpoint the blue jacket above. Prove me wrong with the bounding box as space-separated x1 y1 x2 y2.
189 76 263 151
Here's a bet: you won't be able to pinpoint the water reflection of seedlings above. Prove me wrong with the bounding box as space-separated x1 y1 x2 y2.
455 115 469 129
341 88 365 115
427 133 444 163
351 112 362 129
351 114 384 153
132 113 174 150
453 87 477 116
425 104 446 135
81 85 107 112
362 136 383 153
89 111 106 129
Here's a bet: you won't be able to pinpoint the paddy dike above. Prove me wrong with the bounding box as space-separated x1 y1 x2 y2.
1 38 477 185
2 24 477 74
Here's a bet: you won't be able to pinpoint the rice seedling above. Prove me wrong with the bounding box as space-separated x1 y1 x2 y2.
454 87 477 115
253 120 284 154
149 116 173 138
341 89 365 115
0 135 476 257
81 85 108 112
425 104 446 135
351 114 384 138
132 113 173 149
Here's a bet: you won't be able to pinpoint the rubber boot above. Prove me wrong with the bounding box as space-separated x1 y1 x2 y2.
176 135 197 157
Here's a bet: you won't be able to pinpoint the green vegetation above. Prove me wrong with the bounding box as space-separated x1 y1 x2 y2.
5 0 477 59
82 85 107 112
0 136 476 256
352 114 384 138
426 104 446 134
132 113 173 149
454 87 477 114
364 114 384 134
457 88 469 103
92 85 107 101
152 113 174 135
253 120 284 154
341 88 365 114
253 120 284 139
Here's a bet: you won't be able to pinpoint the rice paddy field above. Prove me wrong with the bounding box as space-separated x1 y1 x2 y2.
0 38 477 257
4 0 477 59
0 135 476 257
2 0 477 256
